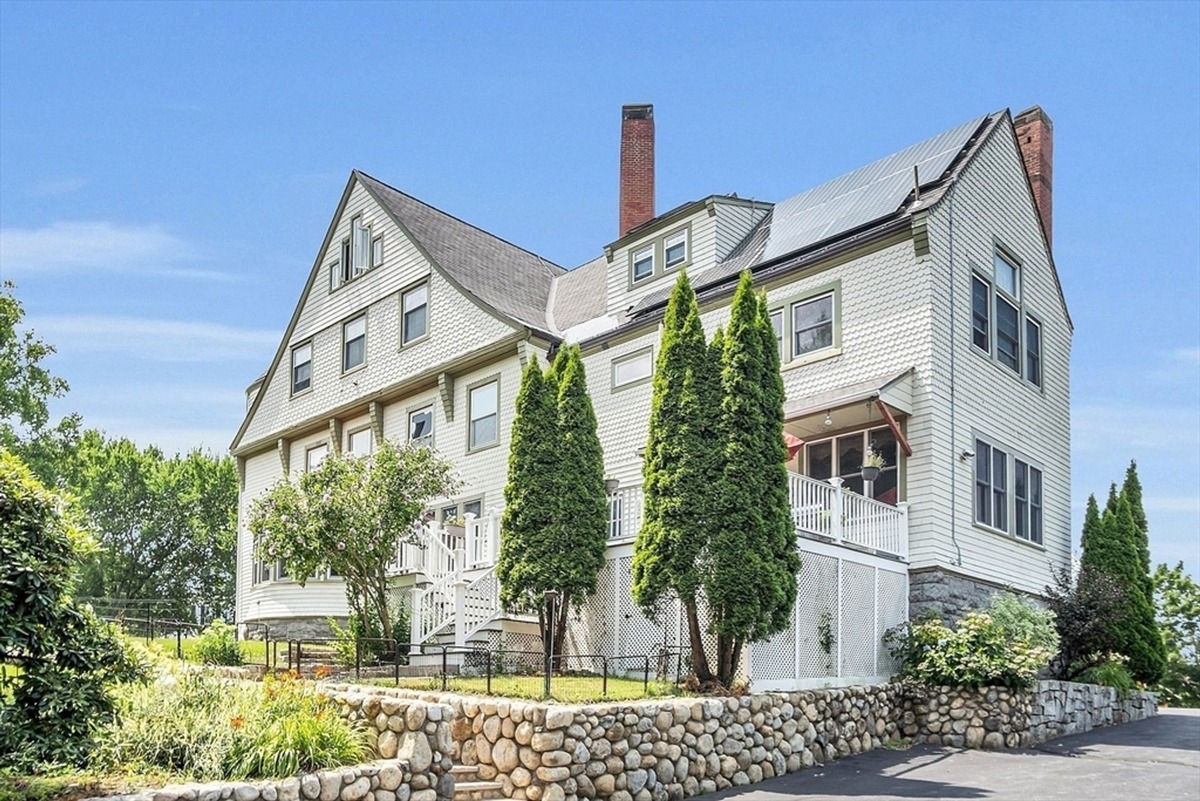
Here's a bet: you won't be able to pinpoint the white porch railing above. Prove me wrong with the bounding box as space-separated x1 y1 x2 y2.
608 486 644 541
789 473 908 560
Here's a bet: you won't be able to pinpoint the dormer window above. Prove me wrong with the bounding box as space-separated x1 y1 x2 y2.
632 246 654 283
664 231 688 268
330 218 381 290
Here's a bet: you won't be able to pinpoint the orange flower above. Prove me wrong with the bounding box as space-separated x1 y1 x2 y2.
314 665 332 679
230 716 245 729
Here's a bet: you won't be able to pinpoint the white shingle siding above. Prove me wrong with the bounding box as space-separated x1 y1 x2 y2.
240 181 517 450
919 124 1072 594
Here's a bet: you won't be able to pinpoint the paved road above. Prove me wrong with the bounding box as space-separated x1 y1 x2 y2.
709 708 1200 801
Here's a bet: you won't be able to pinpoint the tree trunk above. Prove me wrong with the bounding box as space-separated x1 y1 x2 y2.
553 590 571 662
686 604 713 683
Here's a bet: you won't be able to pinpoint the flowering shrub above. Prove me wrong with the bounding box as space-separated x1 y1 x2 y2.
886 594 1056 690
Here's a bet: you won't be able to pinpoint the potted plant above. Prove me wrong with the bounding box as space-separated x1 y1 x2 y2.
862 448 886 482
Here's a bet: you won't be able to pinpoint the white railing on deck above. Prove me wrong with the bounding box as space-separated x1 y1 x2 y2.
464 510 501 569
789 473 909 560
608 486 644 541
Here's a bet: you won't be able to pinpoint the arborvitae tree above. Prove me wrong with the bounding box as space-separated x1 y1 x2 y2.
632 271 722 681
547 344 609 658
498 360 560 623
1080 494 1102 553
1080 493 1165 684
706 272 800 685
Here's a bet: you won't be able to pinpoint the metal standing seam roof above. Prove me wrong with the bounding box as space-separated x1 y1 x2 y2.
357 172 565 333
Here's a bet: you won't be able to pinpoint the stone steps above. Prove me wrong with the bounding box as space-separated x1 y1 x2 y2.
452 764 503 801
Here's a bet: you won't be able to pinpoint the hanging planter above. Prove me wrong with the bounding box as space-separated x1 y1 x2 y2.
862 465 881 482
862 447 886 483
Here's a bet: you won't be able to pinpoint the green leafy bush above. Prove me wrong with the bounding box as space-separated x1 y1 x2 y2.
886 594 1056 690
192 620 244 666
1156 654 1200 708
96 671 367 779
1077 658 1136 692
0 452 153 770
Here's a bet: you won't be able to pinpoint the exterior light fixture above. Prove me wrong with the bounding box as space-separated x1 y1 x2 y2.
604 478 620 495
824 411 833 427
960 449 975 461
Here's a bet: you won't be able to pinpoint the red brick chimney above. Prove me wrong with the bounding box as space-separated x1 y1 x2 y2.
1014 106 1053 248
619 104 655 237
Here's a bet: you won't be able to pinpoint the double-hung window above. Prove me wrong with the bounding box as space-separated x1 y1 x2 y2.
631 246 654 283
291 342 312 394
306 443 328 472
402 284 428 344
1025 318 1042 388
770 310 784 359
792 292 835 357
468 380 499 450
664 232 687 269
973 248 1042 387
975 436 1043 544
343 315 366 372
409 406 434 447
347 428 373 456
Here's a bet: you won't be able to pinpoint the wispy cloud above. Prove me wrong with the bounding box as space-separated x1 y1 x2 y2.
0 221 235 282
1073 402 1200 455
28 315 278 363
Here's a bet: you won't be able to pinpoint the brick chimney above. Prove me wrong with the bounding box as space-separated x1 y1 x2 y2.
1014 106 1053 248
619 104 655 237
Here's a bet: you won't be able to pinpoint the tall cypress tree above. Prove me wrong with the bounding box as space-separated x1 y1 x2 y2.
1080 494 1102 553
1119 461 1167 682
632 271 721 681
498 360 559 620
706 272 799 685
549 344 609 658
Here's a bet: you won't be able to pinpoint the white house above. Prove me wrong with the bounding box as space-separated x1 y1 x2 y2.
230 105 1071 689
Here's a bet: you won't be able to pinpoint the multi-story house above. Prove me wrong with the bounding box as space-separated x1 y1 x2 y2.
231 104 1070 690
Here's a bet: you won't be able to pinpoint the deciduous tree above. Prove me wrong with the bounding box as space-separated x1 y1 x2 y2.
250 439 457 644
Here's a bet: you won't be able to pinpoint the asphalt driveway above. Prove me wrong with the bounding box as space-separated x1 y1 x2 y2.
709 708 1200 801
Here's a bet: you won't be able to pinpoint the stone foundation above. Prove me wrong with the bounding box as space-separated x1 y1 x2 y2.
243 615 346 641
908 568 1012 620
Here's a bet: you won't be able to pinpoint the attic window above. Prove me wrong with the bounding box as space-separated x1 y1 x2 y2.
632 246 654 283
331 218 380 290
664 231 688 268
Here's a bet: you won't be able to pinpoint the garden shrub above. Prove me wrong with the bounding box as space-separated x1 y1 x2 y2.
1077 658 1136 692
193 620 244 666
97 671 367 779
886 594 1056 690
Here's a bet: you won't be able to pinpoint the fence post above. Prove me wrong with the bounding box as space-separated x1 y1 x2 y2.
830 477 845 546
602 657 608 698
394 638 401 686
441 647 448 692
644 656 650 694
176 628 183 659
486 648 493 695
453 549 467 649
355 639 362 680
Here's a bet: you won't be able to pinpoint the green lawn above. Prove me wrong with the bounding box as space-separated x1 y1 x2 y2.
142 636 270 665
365 673 683 703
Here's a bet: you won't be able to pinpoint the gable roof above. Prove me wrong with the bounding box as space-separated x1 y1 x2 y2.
356 171 565 334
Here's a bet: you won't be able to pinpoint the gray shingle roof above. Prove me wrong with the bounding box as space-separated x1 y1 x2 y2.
551 254 608 330
357 172 565 333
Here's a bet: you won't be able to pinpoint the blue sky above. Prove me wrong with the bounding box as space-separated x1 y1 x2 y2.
1 1 1197 577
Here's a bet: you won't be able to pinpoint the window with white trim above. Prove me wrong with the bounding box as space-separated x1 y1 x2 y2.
306 443 328 472
402 284 428 344
343 315 366 372
975 436 1044 544
792 292 835 357
291 342 312 395
664 231 688 268
612 348 653 389
347 428 373 456
971 276 990 352
769 309 784 359
409 406 434 447
468 380 499 450
631 246 654 283
330 218 380 290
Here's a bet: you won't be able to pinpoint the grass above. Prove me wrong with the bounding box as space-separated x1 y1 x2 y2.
365 673 684 703
141 636 269 665
0 770 176 801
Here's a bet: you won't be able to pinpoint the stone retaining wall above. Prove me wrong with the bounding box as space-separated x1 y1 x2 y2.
327 689 456 801
1029 679 1157 741
85 760 416 801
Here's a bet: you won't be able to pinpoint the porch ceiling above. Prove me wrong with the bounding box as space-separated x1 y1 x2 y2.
783 369 913 440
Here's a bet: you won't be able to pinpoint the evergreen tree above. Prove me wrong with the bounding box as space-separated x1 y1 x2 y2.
632 271 721 681
498 350 609 658
547 344 609 657
498 360 560 622
1080 493 1165 684
1080 494 1102 553
706 272 800 685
